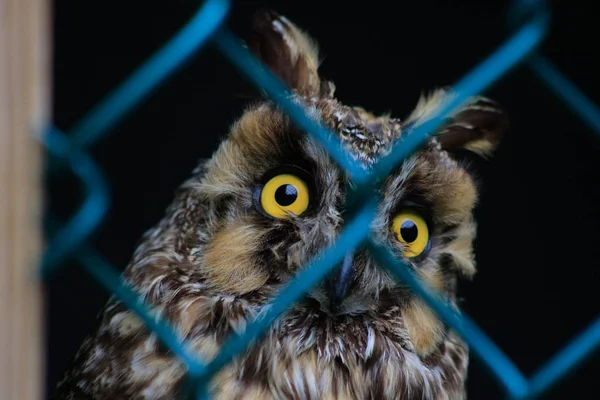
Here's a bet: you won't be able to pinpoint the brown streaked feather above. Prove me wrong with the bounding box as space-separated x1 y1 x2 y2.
404 88 509 158
249 9 323 98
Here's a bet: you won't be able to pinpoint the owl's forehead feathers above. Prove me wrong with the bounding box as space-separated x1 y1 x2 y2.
222 94 452 179
304 96 406 166
226 97 424 173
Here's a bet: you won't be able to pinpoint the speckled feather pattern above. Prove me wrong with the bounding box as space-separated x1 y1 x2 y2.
52 10 508 400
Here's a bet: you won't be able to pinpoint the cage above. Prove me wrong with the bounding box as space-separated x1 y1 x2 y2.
1 0 599 399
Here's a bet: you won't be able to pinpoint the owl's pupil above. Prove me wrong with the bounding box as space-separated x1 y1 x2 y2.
400 220 418 243
275 184 298 206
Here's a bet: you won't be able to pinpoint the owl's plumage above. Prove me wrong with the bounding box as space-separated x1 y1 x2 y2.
52 9 508 400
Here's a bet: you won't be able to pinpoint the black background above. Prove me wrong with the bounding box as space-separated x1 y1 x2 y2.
46 0 600 399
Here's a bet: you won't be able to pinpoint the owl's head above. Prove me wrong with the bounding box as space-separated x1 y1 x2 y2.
183 10 508 357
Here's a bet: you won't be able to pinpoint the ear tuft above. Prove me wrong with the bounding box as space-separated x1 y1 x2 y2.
405 88 509 158
248 9 328 98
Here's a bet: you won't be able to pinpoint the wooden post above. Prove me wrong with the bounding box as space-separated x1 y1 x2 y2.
0 0 50 398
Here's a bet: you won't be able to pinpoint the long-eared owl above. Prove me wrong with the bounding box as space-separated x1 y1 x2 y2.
52 8 508 400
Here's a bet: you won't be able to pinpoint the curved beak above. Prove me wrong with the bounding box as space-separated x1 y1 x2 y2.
327 250 355 314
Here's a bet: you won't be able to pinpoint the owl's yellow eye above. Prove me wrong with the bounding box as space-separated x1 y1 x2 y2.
259 173 310 219
391 209 430 258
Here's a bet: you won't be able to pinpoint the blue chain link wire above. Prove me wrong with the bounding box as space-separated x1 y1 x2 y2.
40 0 600 399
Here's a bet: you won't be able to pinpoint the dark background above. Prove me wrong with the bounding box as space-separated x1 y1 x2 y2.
45 0 600 399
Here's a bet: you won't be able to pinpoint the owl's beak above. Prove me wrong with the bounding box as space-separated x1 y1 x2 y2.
327 250 355 314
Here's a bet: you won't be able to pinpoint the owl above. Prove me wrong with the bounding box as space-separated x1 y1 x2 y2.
52 9 508 400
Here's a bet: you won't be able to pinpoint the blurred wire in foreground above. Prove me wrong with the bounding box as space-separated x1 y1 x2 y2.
41 0 600 399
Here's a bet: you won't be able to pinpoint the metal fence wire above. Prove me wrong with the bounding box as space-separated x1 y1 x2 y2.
41 0 600 399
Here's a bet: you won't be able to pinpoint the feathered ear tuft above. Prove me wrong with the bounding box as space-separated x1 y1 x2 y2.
247 9 333 98
405 88 509 158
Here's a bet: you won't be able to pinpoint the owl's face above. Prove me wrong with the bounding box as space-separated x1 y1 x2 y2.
189 10 507 358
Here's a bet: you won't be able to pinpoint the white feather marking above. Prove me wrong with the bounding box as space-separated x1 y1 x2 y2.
365 327 375 359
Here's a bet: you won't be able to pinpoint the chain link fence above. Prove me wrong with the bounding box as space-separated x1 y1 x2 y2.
42 0 600 398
